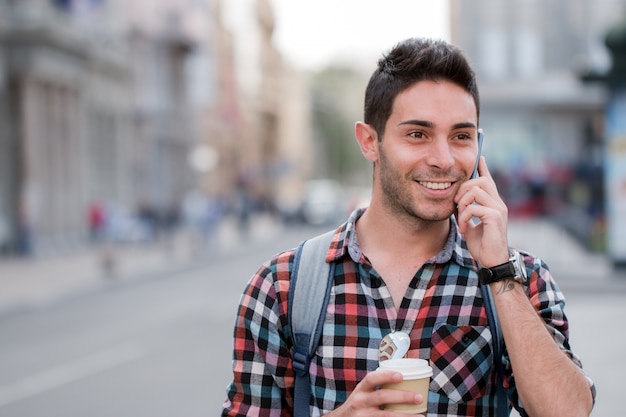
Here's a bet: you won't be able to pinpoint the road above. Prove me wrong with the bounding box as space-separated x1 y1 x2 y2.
0 223 318 417
0 223 623 417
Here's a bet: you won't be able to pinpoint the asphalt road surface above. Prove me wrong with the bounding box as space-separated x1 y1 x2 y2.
0 224 622 417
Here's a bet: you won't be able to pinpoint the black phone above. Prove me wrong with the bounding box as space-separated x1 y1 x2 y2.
470 129 484 179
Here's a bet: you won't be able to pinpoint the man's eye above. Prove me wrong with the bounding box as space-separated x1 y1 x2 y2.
409 131 424 139
456 133 471 141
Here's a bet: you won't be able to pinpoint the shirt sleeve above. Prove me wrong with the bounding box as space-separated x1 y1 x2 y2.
221 251 296 417
502 253 596 415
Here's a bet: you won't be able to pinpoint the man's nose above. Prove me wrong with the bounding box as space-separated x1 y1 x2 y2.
425 139 455 170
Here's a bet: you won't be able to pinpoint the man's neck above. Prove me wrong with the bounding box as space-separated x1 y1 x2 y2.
355 203 451 309
356 202 451 261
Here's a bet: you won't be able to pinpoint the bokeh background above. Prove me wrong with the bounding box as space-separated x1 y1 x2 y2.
1 1 625 416
0 0 623 260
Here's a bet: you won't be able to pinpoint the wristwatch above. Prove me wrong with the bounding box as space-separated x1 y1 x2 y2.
478 250 527 285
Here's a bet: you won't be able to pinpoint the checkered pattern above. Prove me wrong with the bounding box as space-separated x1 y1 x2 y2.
221 209 587 417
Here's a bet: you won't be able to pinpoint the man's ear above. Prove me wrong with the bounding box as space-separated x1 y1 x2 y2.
355 122 379 163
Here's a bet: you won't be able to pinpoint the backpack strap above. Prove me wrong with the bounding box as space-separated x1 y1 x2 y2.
289 229 336 417
480 282 510 416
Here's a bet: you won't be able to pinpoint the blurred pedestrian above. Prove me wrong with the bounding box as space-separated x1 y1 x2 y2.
205 195 224 249
17 199 33 256
183 190 208 252
234 170 253 238
222 38 595 416
88 200 106 242
88 200 117 277
0 210 9 254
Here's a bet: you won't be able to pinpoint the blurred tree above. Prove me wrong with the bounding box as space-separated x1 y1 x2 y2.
310 66 371 185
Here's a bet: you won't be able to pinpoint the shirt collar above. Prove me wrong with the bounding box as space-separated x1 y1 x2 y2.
329 208 475 269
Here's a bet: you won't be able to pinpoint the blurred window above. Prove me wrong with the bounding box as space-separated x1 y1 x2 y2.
479 29 508 81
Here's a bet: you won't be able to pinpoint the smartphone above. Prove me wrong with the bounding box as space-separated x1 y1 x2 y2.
470 129 484 179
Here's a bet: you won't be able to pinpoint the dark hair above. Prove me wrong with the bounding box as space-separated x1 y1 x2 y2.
364 38 479 139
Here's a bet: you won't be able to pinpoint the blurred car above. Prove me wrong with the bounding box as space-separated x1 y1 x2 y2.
300 179 344 226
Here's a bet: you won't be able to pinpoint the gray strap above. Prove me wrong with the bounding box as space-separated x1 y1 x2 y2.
291 229 335 354
290 229 335 417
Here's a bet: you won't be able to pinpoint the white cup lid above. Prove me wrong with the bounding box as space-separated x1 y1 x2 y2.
377 358 433 379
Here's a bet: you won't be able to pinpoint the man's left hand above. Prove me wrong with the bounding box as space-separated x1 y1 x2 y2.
454 156 510 268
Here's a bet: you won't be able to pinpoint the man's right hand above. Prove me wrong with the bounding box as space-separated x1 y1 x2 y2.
323 370 426 416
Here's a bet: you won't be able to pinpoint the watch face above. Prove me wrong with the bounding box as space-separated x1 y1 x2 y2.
512 251 527 282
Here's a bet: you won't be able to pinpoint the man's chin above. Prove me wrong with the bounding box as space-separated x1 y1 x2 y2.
411 209 455 223
412 204 455 222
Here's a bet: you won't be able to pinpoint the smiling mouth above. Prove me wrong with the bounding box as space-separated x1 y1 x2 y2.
418 181 453 190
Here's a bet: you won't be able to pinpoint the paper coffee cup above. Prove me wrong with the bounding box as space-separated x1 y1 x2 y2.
378 358 432 414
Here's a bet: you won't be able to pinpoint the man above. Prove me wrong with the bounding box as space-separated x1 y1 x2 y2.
222 38 595 416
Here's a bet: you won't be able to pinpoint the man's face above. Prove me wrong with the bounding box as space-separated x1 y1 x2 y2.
376 79 479 223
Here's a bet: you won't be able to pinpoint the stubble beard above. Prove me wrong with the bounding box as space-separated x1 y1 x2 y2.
378 147 455 224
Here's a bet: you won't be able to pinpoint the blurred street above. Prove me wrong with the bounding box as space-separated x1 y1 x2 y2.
0 215 624 416
0 213 282 317
1 2 625 416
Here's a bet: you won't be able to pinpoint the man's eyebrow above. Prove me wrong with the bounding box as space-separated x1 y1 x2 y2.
397 120 477 130
397 120 434 128
452 122 477 130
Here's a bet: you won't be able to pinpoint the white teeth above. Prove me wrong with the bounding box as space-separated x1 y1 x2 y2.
419 181 452 190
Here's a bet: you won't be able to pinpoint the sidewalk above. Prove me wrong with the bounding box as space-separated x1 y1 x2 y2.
0 214 282 317
507 218 626 292
0 216 623 318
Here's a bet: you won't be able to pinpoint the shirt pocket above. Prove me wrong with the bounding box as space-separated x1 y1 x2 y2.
429 323 493 403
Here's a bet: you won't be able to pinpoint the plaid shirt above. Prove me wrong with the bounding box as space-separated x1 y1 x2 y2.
222 208 588 417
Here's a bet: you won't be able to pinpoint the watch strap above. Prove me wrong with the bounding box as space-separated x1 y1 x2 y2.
478 260 516 285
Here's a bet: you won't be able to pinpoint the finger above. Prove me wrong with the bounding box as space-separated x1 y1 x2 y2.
348 371 408 411
456 199 502 234
455 188 483 220
457 192 506 226
476 156 492 180
464 177 498 202
366 370 403 388
456 201 488 227
455 178 491 207
457 177 506 215
460 184 498 208
377 388 426 411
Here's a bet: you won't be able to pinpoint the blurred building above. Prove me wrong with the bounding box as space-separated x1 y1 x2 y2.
450 0 626 247
222 0 313 214
0 0 133 253
0 0 312 255
597 17 626 266
116 0 221 228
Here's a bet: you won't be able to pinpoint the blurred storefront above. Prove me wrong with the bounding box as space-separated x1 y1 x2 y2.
590 16 626 266
450 0 626 251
